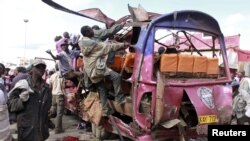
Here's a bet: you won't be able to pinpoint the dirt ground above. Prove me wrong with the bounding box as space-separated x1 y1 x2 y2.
10 114 93 141
46 114 93 141
9 113 208 141
10 113 121 141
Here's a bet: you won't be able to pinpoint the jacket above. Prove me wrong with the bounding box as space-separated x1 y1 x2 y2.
8 76 52 141
78 37 125 83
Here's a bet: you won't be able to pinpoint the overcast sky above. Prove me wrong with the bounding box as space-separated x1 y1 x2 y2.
0 0 250 67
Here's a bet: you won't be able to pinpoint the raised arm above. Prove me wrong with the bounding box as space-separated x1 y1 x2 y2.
100 42 130 55
95 24 123 41
46 49 59 60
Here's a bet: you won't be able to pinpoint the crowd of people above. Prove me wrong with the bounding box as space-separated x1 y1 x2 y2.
0 22 131 141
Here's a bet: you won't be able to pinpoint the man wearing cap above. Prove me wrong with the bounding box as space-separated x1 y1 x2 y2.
46 38 82 87
8 59 52 141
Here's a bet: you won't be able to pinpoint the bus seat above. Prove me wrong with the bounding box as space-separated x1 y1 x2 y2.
177 54 194 73
123 53 135 73
124 53 135 68
109 55 123 72
193 56 207 78
159 54 178 73
76 57 84 71
207 58 219 78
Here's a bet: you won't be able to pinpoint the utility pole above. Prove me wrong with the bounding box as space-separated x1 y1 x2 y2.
23 19 29 66
24 19 29 58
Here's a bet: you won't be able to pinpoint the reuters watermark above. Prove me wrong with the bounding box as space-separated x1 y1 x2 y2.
208 125 249 140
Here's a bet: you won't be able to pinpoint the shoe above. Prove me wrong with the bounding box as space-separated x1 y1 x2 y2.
55 129 65 134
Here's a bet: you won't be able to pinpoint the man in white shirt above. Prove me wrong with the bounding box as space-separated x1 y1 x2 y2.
49 63 65 134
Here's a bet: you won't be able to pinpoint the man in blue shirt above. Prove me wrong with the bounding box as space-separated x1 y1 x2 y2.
46 39 82 86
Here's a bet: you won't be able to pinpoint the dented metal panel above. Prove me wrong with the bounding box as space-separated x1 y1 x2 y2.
161 87 184 121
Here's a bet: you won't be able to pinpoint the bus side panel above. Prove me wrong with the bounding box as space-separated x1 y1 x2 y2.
213 85 233 124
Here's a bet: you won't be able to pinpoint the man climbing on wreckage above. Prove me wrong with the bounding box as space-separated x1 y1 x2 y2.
46 38 82 87
78 25 130 116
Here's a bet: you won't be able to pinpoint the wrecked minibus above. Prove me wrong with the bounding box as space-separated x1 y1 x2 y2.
42 1 233 140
